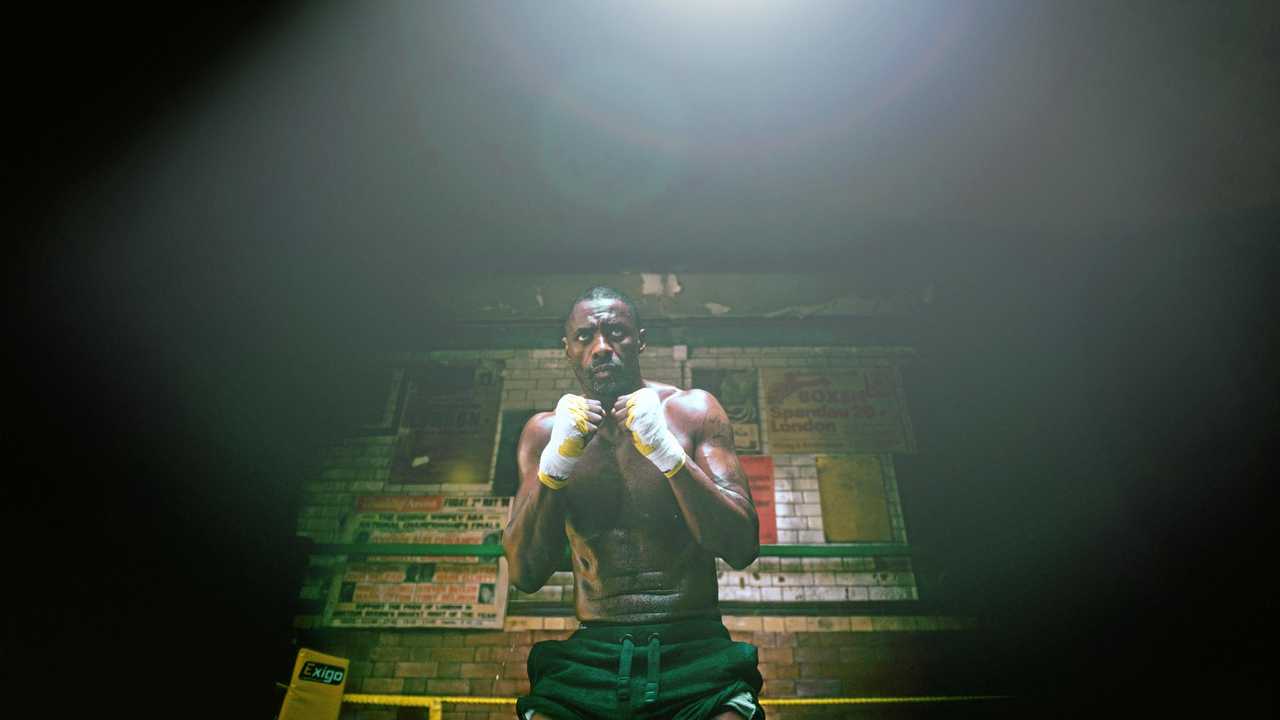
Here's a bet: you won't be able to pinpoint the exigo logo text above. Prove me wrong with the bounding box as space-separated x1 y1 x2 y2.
299 661 345 685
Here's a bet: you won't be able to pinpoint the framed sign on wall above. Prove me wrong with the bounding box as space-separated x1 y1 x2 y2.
323 495 511 629
389 360 505 486
761 367 915 454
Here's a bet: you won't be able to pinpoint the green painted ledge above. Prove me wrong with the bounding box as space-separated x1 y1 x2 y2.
311 543 910 558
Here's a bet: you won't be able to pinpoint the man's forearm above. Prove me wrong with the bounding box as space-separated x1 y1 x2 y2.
504 485 567 592
505 434 602 590
666 460 759 569
507 397 604 590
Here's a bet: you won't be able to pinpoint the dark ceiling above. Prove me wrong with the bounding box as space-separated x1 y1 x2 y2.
18 1 1280 263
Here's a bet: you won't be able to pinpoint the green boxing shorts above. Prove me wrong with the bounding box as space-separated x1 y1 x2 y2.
516 617 764 720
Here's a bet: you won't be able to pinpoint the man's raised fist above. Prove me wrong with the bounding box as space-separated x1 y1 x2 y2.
614 388 687 479
537 394 603 489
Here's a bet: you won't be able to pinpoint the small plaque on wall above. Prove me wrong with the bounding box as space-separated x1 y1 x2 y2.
816 455 893 542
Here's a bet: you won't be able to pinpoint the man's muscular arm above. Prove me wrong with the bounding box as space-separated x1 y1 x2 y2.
503 397 603 592
672 391 760 569
503 415 568 592
617 389 759 569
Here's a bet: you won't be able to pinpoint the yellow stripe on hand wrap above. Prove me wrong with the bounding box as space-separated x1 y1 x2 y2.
662 454 686 478
538 472 568 490
625 403 657 455
557 435 585 458
568 398 590 434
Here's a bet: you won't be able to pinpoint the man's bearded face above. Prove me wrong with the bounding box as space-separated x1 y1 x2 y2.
563 298 645 399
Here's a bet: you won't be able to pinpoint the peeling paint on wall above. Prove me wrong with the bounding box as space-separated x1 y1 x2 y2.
665 273 682 297
640 273 664 296
763 294 900 319
640 273 683 297
438 273 928 322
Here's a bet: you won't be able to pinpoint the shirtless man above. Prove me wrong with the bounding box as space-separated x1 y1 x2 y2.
505 286 764 720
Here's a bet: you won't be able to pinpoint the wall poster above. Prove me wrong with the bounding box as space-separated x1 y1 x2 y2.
738 456 777 545
691 368 761 453
761 367 915 454
815 455 893 543
390 360 504 486
323 495 511 629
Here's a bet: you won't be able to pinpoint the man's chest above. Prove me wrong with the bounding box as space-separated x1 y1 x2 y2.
562 419 693 532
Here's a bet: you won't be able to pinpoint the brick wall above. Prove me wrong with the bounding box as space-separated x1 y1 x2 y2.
293 344 972 715
298 346 919 611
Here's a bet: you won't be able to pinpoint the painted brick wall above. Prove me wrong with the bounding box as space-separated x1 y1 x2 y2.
683 346 913 546
294 344 946 713
715 556 917 604
298 346 918 611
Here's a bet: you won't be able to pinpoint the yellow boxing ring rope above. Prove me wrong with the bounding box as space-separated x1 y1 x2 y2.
342 692 1014 718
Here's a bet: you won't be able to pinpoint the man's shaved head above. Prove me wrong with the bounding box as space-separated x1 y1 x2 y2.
564 286 641 333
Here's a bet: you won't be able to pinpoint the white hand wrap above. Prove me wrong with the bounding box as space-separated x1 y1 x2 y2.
538 394 592 489
624 388 687 478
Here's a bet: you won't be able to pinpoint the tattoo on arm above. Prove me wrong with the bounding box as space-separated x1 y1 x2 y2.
703 408 735 449
698 400 752 504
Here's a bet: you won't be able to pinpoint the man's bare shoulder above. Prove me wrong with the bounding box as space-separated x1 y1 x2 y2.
644 380 704 405
519 412 555 445
669 387 715 409
651 385 719 427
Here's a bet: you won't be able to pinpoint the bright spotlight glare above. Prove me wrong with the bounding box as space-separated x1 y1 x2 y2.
655 0 799 26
